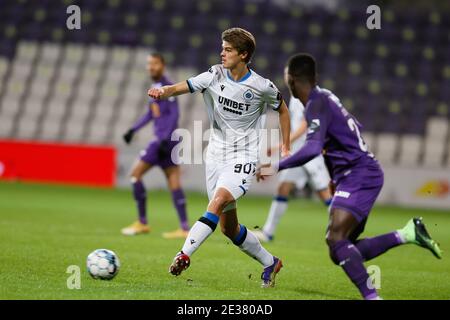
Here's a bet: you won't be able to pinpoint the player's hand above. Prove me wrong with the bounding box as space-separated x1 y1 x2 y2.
256 163 276 182
280 144 290 158
148 86 167 99
123 129 135 144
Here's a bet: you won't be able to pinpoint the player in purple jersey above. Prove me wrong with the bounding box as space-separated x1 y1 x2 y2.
121 53 190 239
258 53 442 299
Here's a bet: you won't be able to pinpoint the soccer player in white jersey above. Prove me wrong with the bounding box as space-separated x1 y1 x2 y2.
148 28 291 287
254 68 332 243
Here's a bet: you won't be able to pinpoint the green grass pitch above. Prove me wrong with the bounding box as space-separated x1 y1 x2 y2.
0 181 449 300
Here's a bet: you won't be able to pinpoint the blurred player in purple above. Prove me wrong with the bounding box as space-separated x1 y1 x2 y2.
121 53 190 239
258 53 442 299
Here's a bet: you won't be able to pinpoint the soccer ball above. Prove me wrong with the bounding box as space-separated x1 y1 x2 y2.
86 249 120 280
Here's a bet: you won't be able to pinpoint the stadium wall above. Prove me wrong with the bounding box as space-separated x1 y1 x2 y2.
0 139 116 187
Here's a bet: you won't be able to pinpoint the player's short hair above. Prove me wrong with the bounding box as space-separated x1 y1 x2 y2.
149 52 165 65
287 53 317 85
221 27 256 64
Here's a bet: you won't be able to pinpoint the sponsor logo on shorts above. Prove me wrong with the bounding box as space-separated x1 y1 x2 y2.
335 190 351 198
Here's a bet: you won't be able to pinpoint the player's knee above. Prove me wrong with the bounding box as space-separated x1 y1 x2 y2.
207 197 223 213
325 231 345 249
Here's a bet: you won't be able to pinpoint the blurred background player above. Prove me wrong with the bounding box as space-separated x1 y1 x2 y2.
121 53 190 238
148 28 290 287
254 68 332 243
258 53 442 299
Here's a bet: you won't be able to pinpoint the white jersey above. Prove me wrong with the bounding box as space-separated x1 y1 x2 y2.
288 97 306 152
187 64 282 163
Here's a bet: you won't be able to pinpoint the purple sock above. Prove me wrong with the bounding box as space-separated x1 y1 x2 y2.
331 239 378 299
171 189 189 231
355 232 403 261
132 180 147 225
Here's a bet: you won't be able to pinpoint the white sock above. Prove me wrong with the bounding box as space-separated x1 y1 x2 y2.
181 212 218 256
262 197 288 237
237 227 274 267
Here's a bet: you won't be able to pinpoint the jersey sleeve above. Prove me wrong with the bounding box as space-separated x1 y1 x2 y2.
262 80 283 110
186 66 217 93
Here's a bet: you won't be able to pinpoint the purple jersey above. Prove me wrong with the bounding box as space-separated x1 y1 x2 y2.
279 86 378 181
132 75 179 141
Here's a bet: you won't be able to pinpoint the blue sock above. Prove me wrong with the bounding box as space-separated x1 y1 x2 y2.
233 224 247 246
274 195 288 202
199 211 219 231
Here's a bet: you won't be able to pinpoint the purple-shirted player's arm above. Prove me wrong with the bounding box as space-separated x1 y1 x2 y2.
277 98 330 171
123 101 156 144
148 81 190 100
131 106 154 132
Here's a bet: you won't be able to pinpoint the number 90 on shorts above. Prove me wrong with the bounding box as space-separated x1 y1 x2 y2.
206 161 256 201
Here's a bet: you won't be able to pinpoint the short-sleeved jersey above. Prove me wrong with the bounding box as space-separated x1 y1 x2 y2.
304 86 376 180
187 65 282 163
288 97 306 152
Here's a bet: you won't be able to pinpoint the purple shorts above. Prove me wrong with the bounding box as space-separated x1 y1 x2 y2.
330 162 384 223
140 140 178 169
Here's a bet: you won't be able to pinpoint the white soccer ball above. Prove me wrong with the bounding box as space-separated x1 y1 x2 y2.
86 249 120 280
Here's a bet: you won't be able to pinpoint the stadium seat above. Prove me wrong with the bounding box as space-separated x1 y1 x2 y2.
376 133 399 166
423 117 448 167
398 134 422 166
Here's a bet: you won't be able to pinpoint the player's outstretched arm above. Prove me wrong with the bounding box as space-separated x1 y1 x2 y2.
148 81 190 100
276 100 291 157
258 137 323 181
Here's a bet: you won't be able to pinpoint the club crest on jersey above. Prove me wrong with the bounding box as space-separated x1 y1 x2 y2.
308 119 320 134
243 89 254 102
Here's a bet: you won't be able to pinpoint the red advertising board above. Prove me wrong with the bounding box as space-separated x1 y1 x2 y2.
0 139 116 187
